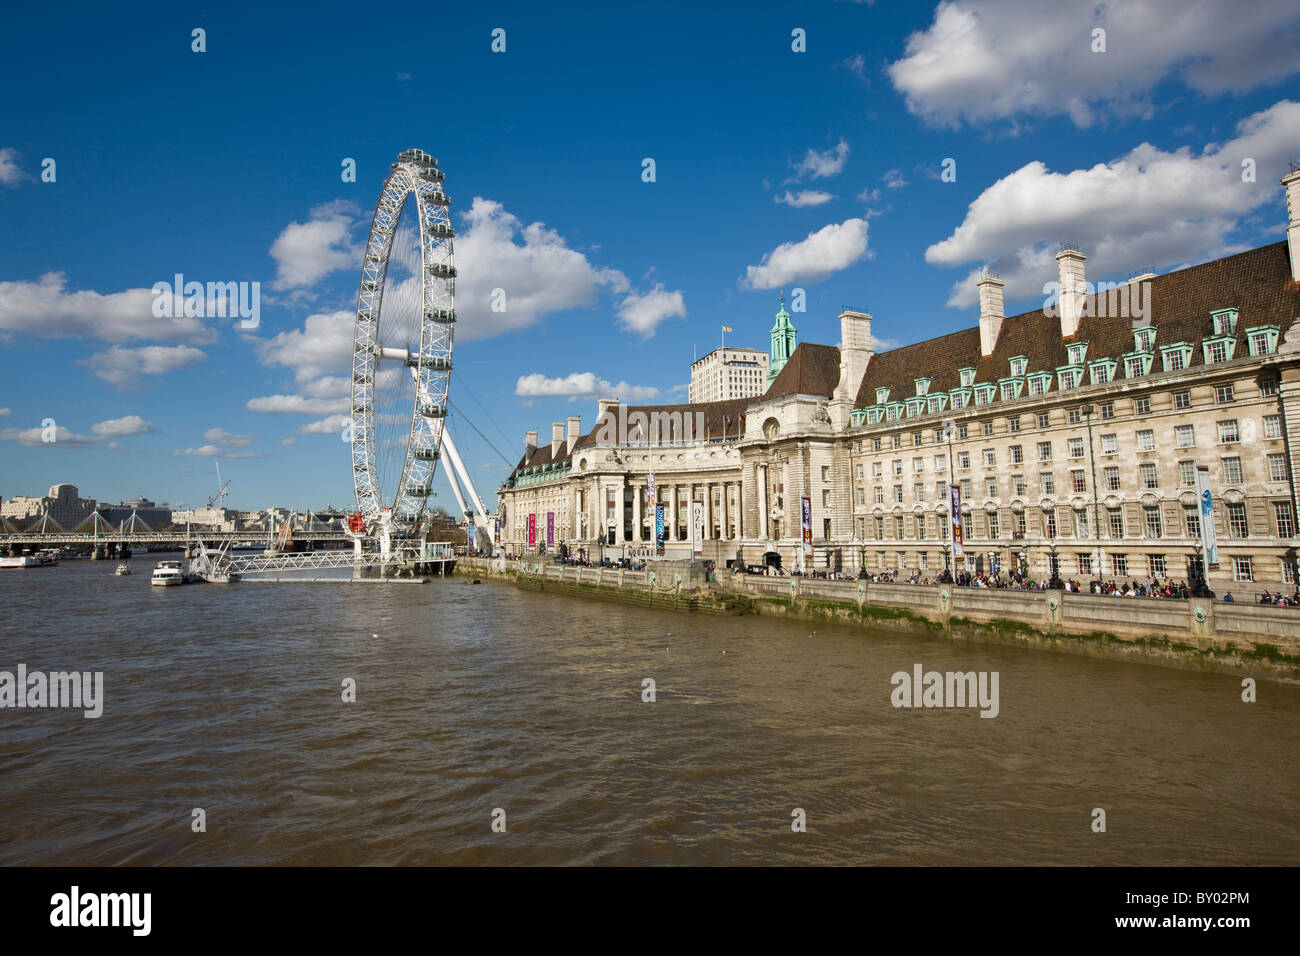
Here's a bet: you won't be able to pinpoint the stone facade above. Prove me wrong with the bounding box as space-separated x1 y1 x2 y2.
500 177 1300 590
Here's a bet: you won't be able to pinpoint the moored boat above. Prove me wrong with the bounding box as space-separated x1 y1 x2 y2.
150 560 187 586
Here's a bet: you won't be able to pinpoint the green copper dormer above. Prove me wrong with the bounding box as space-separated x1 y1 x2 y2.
767 290 798 386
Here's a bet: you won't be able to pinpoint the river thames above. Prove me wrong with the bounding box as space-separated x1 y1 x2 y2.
2 559 1298 865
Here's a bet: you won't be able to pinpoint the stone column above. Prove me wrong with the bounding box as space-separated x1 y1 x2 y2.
757 465 768 541
632 481 642 544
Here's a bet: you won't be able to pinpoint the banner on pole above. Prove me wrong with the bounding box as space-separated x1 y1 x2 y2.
691 501 704 555
949 485 964 558
800 496 812 556
655 505 665 556
1196 466 1218 567
546 512 555 549
527 514 536 549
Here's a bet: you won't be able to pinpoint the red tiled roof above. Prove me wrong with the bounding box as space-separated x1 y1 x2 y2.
766 342 841 399
855 241 1299 406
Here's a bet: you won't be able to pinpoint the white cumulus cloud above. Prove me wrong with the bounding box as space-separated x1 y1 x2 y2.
91 415 154 437
789 139 850 180
888 0 1300 129
742 218 872 289
616 284 687 337
0 273 216 344
775 190 836 208
926 99 1300 307
0 148 31 187
515 372 662 402
82 344 206 388
269 200 362 290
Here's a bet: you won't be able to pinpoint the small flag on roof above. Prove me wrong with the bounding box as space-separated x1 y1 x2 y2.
721 325 733 332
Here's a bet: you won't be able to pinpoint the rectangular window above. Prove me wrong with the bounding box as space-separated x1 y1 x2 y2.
875 487 884 504
1285 560 1298 585
988 512 1000 538
985 477 998 498
897 550 907 568
1175 425 1194 447
1222 457 1243 484
1232 556 1254 582
958 451 970 469
1144 506 1162 538
1276 502 1296 538
895 517 905 538
1112 554 1128 576
1100 402 1114 420
1009 417 1021 432
1149 554 1167 578
1137 430 1155 451
893 459 904 475
938 513 949 539
1044 509 1058 537
1075 508 1089 538
913 431 923 446
1184 505 1200 539
875 517 884 539
873 461 883 477
958 424 968 440
822 489 830 508
1040 472 1055 494
1227 502 1249 538
873 438 882 452
1215 383 1235 404
1179 460 1196 486
1268 454 1287 482
1135 397 1151 415
1166 350 1186 371
1140 463 1158 489
893 435 902 449
1012 474 1026 496
913 457 924 473
984 449 997 467
1037 441 1052 461
1218 420 1239 443
1104 466 1121 491
1067 407 1082 425
1264 415 1282 439
1078 553 1092 575
1015 511 1027 536
1009 445 1023 464
935 454 947 472
1174 390 1191 410
1071 469 1086 493
1208 341 1228 364
1261 378 1280 396
1068 438 1084 459
1108 508 1124 538
937 480 948 499
1101 434 1118 455
960 478 972 499
914 482 924 501
894 485 904 504
982 421 994 437
1037 412 1050 429
917 516 927 540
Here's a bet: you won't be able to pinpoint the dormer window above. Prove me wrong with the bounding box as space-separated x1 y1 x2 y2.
876 387 891 405
949 389 970 409
915 377 931 396
959 367 976 388
1089 359 1117 385
1133 327 1156 352
1026 372 1051 396
999 378 1023 402
927 395 947 414
1160 342 1192 372
1203 336 1236 365
1009 356 1028 377
1057 367 1081 390
1245 325 1279 356
1211 308 1238 336
1124 353 1152 378
973 383 995 406
1067 343 1088 365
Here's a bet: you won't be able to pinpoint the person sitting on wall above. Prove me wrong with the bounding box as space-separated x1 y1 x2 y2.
1223 591 1235 602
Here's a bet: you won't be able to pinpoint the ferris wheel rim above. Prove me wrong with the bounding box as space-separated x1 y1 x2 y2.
350 148 456 532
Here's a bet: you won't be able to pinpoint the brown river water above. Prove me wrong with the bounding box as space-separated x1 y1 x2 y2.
2 559 1298 865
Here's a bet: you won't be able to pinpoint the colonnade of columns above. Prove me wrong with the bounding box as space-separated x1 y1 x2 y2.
602 477 744 544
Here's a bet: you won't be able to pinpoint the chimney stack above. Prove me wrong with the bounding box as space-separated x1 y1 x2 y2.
1283 169 1300 282
977 274 1005 356
566 416 581 450
830 310 874 430
525 430 537 460
1055 248 1087 338
551 422 564 457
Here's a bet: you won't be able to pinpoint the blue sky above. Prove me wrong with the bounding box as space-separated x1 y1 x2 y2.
2 0 1298 512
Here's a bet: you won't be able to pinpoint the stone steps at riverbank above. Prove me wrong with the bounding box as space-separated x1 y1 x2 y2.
457 558 1300 681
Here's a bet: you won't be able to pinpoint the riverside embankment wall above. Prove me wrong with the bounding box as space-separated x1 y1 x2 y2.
457 557 1300 678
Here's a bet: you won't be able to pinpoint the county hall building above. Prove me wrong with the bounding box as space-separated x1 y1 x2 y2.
498 171 1300 589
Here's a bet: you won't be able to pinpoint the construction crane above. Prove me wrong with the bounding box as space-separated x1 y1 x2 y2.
208 460 231 509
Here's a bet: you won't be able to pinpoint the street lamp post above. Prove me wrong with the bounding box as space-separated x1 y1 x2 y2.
1081 404 1103 590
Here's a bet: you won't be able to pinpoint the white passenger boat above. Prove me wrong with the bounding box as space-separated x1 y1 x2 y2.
0 552 58 569
150 560 187 586
114 562 132 576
